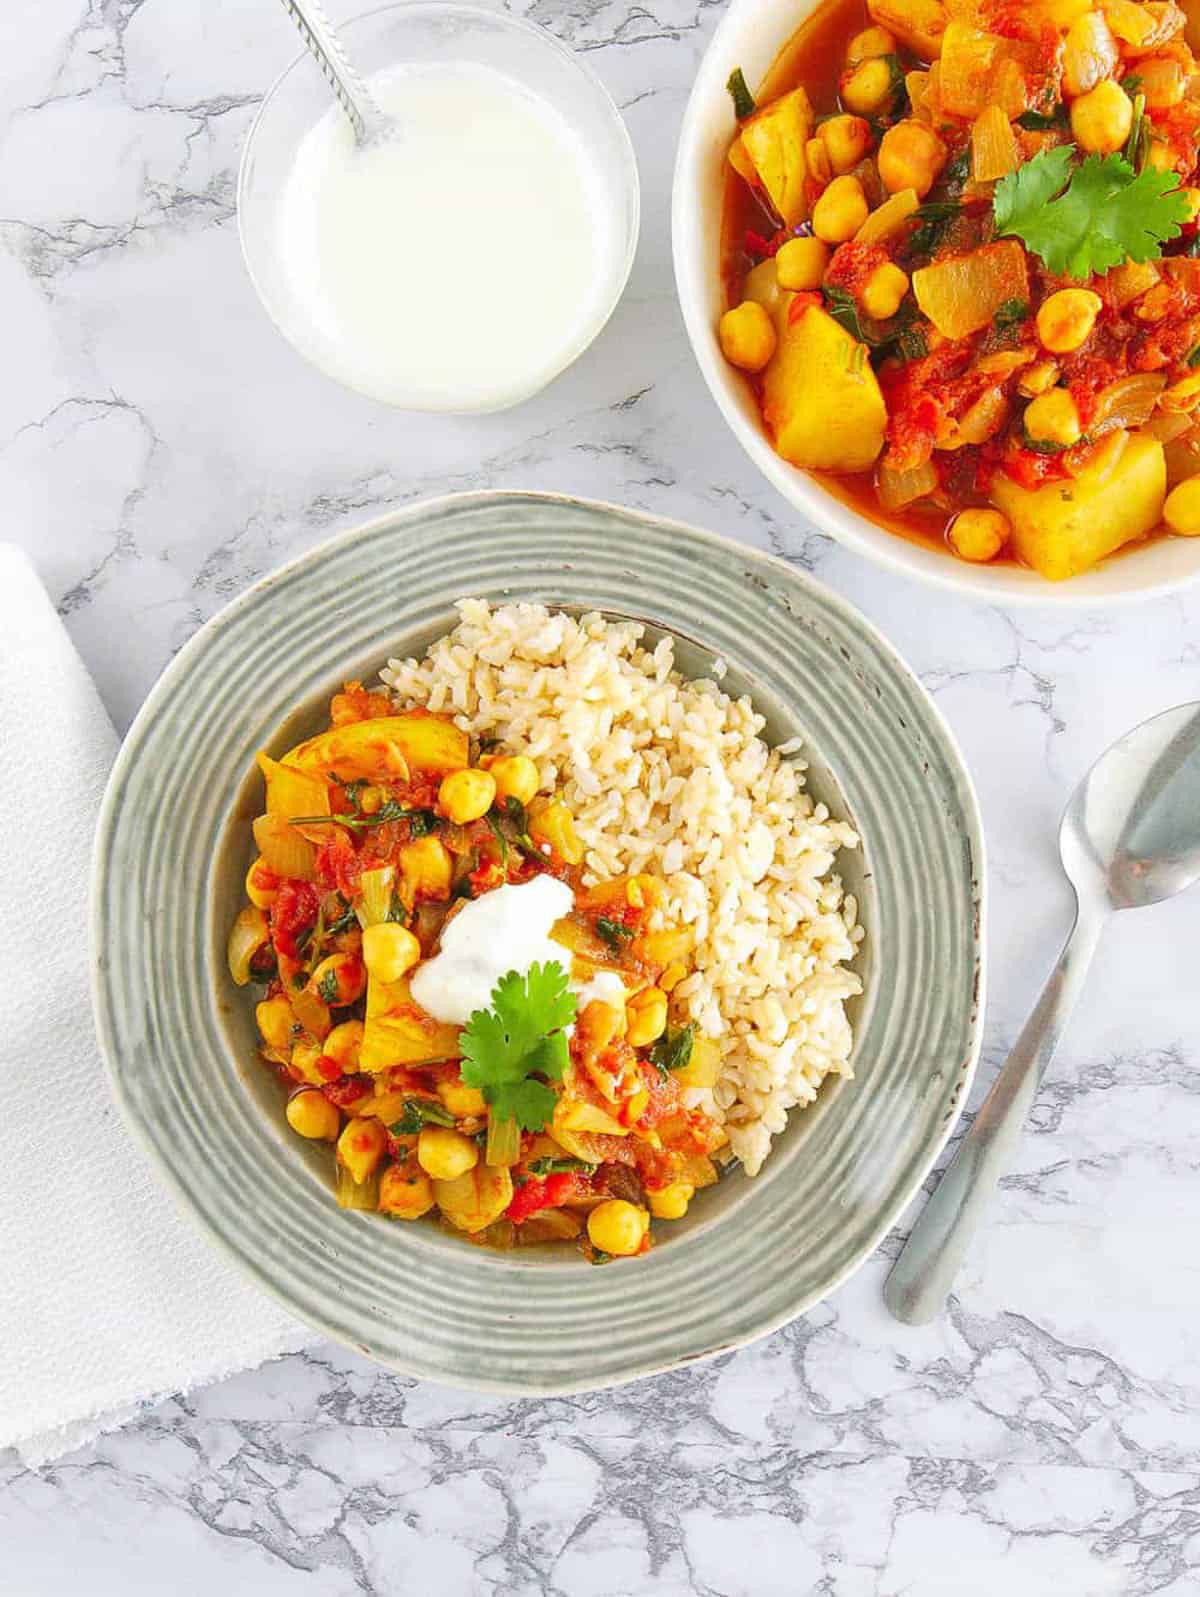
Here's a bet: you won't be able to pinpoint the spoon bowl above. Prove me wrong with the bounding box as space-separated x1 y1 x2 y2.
886 700 1200 1325
1063 703 1200 909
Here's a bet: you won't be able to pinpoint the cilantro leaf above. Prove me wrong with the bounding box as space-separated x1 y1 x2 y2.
994 145 1189 279
459 961 577 1133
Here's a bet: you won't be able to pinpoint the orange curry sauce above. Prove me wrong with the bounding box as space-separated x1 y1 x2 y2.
719 0 1200 568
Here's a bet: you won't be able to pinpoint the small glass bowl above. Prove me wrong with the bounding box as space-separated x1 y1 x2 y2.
237 2 640 413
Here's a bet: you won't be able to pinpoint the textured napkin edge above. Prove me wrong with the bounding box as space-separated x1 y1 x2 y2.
13 1329 316 1469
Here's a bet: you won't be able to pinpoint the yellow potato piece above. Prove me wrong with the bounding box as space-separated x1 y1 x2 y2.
762 304 886 472
434 1164 514 1233
359 973 462 1071
283 714 468 780
738 87 814 228
991 430 1166 581
868 0 948 58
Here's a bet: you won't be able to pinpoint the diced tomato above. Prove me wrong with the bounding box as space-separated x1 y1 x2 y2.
329 680 395 725
998 445 1069 490
270 880 319 960
787 291 824 322
315 1054 343 1082
469 858 506 896
634 1059 682 1129
825 241 888 297
745 228 780 261
315 833 363 897
322 1073 373 1107
506 1171 590 1225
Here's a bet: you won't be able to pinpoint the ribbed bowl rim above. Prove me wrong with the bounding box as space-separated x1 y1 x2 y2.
91 489 985 1393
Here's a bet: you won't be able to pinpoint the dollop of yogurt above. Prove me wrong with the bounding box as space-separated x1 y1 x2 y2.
410 875 574 1025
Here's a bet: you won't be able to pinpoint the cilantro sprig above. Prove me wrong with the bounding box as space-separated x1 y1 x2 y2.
289 799 440 834
459 962 577 1134
993 144 1189 279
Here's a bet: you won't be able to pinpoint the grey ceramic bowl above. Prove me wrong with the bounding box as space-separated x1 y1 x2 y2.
92 491 984 1392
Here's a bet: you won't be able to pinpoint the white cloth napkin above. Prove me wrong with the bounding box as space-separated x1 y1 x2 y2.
0 546 310 1467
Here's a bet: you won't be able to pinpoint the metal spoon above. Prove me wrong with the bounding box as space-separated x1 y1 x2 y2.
275 0 391 144
885 701 1200 1326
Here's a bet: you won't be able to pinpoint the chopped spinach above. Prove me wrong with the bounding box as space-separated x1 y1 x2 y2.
726 67 756 121
595 916 636 952
649 1023 696 1080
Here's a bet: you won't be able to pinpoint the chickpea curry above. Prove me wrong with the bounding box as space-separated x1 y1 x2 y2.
719 0 1200 577
228 684 729 1262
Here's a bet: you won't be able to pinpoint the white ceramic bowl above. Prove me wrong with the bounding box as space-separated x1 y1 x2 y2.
239 3 639 414
672 0 1200 605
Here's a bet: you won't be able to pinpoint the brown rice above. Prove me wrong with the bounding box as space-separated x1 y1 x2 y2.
380 601 863 1175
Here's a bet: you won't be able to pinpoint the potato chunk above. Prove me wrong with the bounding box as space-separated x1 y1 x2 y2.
868 0 948 58
737 87 814 227
913 241 1029 341
762 303 886 472
283 713 468 780
991 430 1166 579
360 974 462 1071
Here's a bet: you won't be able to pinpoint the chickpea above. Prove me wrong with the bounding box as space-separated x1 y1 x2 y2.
399 834 453 901
741 257 780 312
378 1162 436 1219
1036 288 1102 354
860 262 909 320
648 1182 696 1221
775 235 829 291
528 799 585 865
324 1019 364 1072
805 135 833 187
1070 81 1133 155
718 300 777 372
489 753 539 807
1024 388 1082 447
310 951 366 1007
437 1076 488 1117
812 175 870 244
286 1087 340 1142
626 986 669 1048
877 120 947 198
417 1125 479 1181
1163 475 1200 534
361 921 421 984
840 57 894 117
1018 359 1061 398
439 766 496 824
245 856 280 910
659 961 687 994
587 1199 650 1257
256 994 294 1052
846 25 896 66
819 113 873 175
1147 138 1177 173
1182 188 1200 224
337 1116 387 1184
948 508 1010 563
290 1038 326 1085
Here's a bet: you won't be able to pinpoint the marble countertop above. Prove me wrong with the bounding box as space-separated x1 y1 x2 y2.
3 0 1200 1591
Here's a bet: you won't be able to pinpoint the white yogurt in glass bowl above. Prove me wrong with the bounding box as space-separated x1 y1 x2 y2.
239 4 639 413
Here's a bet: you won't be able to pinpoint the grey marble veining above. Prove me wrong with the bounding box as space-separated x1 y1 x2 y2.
3 0 1200 1591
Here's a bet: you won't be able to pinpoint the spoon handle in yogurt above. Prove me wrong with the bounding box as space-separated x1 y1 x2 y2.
883 902 1107 1326
275 0 387 144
